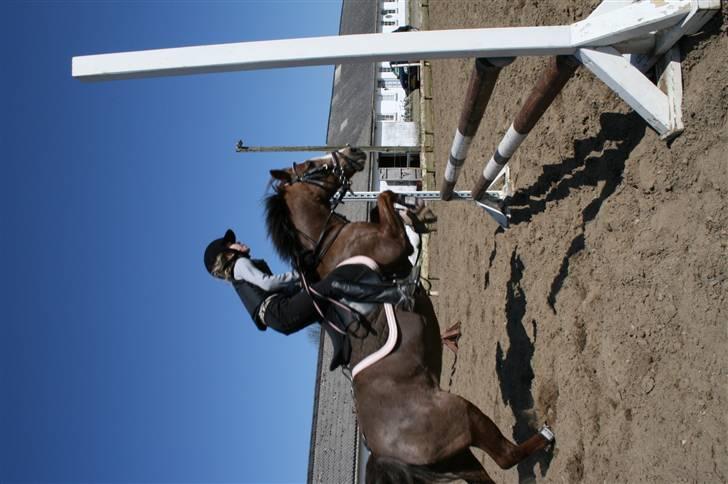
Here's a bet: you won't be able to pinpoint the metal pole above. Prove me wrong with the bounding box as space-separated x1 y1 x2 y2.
471 55 579 201
235 142 419 154
440 58 512 200
343 190 476 202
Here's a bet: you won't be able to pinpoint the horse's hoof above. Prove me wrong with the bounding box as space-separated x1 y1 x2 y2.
539 425 555 442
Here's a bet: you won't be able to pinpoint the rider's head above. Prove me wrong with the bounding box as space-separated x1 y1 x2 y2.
204 229 250 280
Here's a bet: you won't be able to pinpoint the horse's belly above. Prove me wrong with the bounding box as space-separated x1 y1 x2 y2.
354 382 470 465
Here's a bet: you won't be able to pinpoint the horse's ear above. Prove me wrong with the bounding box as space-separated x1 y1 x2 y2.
270 169 291 182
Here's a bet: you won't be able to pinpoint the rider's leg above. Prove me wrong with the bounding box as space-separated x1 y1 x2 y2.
262 263 382 334
260 292 320 335
315 263 410 306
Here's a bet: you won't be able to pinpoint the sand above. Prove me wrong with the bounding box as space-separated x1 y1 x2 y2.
424 2 727 482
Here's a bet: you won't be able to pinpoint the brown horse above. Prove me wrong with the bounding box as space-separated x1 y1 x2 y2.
265 147 553 483
267 147 413 279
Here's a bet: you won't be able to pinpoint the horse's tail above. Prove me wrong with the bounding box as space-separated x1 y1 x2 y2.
365 453 485 484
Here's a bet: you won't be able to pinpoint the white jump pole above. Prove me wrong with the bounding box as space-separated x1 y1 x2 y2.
70 1 717 144
71 0 720 226
72 27 574 81
71 1 699 82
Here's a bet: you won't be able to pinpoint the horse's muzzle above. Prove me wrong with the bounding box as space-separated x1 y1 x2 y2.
343 147 366 171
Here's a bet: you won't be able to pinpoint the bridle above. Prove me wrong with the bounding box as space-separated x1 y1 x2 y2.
286 151 359 269
283 151 362 338
289 151 352 198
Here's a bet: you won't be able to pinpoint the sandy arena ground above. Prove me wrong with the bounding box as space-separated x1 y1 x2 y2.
424 2 727 482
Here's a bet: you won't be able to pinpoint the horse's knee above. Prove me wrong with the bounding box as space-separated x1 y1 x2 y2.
377 189 396 202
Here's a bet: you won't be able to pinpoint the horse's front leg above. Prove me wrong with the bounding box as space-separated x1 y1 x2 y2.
374 190 411 265
376 190 408 238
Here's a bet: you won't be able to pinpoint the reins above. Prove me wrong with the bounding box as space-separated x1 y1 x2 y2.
283 151 362 336
288 151 354 271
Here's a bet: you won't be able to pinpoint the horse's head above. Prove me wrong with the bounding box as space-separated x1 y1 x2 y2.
269 147 366 195
265 147 366 268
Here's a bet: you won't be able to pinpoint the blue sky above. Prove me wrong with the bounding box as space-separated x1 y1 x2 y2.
1 1 342 482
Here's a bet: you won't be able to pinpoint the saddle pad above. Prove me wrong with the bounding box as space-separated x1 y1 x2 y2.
351 302 397 379
336 256 399 379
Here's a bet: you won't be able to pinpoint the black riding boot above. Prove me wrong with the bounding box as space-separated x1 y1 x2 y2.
330 280 411 307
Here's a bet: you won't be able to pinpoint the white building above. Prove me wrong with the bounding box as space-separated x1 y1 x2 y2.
374 0 421 193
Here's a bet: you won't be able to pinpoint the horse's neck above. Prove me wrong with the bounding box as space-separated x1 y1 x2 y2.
290 193 334 250
289 191 350 275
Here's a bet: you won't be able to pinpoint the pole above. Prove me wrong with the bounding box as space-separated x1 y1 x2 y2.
470 55 579 201
235 141 420 154
440 58 512 201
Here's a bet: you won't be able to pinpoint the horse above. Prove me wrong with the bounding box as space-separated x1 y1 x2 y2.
267 147 413 279
265 147 553 483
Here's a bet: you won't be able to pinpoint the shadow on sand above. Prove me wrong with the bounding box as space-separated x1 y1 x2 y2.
509 111 646 313
494 112 646 480
495 249 553 481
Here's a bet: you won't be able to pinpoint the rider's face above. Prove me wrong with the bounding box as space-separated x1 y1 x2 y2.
229 242 250 256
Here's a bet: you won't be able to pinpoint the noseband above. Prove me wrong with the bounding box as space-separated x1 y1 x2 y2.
289 151 353 201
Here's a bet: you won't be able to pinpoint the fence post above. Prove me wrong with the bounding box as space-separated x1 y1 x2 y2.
440 57 513 200
471 55 579 201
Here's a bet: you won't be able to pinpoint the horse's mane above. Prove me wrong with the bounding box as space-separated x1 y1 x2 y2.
264 186 302 266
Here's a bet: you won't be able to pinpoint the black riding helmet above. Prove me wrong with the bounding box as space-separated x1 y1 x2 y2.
204 229 238 275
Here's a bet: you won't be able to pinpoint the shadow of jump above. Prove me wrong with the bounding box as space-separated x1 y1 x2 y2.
508 112 646 313
509 111 645 226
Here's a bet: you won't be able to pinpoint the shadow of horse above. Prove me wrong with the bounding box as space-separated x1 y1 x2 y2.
496 249 554 482
492 112 645 480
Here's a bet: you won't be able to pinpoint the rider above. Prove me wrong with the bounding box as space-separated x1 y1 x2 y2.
204 229 408 369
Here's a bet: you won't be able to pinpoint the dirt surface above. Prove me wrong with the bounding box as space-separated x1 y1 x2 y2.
425 2 727 482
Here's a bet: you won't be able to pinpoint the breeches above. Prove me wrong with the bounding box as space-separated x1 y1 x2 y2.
261 264 378 334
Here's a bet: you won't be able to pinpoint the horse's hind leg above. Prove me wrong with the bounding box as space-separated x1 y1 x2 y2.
383 391 548 471
430 449 495 484
467 402 553 470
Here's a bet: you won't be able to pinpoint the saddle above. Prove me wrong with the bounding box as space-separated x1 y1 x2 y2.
320 257 416 373
329 260 413 323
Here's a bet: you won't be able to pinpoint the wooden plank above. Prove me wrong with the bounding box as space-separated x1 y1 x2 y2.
572 0 691 47
577 46 672 136
656 46 684 140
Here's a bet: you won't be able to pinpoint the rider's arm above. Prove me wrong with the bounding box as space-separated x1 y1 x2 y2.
233 257 299 292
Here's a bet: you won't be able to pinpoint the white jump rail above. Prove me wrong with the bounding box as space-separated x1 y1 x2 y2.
342 190 510 228
72 1 709 80
72 0 720 227
344 191 487 201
